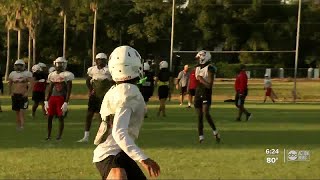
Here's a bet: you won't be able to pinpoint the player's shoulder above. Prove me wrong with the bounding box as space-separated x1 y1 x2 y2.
23 71 33 77
63 71 75 81
87 66 96 73
207 64 217 73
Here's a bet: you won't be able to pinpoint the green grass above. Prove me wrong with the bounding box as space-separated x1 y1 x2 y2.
2 78 320 100
0 99 320 179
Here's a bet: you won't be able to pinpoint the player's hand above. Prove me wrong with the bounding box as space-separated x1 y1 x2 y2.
44 101 49 114
61 102 68 114
140 158 160 177
175 84 179 90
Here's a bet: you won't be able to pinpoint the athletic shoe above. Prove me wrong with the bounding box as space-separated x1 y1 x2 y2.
246 113 252 121
45 137 51 141
199 136 204 144
77 137 89 143
214 133 221 143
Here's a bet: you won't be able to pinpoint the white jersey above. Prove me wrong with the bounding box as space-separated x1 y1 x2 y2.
48 71 74 83
48 71 74 96
195 64 214 82
93 83 148 163
9 71 33 83
87 65 112 81
264 79 272 88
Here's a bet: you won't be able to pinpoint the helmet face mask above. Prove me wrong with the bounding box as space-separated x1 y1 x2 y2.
14 64 24 72
14 59 25 72
195 50 211 65
95 58 106 68
95 53 107 68
108 46 143 82
54 57 67 72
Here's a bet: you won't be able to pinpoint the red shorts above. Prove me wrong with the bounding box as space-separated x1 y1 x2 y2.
48 96 65 117
265 88 272 96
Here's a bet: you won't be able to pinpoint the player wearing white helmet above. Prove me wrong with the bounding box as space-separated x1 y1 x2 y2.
44 57 74 140
94 46 160 179
77 52 113 143
38 62 47 72
31 63 48 118
155 60 172 117
8 59 33 130
194 50 220 143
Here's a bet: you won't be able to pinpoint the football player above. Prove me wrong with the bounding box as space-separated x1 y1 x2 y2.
8 59 33 130
44 57 74 140
77 53 113 143
155 61 172 117
31 63 48 118
194 50 220 143
93 46 160 179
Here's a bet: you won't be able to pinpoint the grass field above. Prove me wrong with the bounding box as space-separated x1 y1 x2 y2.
0 80 320 179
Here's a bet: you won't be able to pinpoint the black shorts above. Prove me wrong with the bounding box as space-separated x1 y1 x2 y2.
88 95 103 113
32 91 45 102
180 86 187 95
12 94 29 111
235 89 248 107
95 151 146 180
235 93 247 107
140 86 153 102
158 85 169 99
188 89 196 96
194 88 212 108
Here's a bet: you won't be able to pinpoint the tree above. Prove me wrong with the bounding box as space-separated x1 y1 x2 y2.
0 1 19 81
90 0 98 66
23 0 43 71
59 0 71 58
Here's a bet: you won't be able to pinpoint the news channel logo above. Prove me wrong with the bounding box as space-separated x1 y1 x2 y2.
287 150 311 162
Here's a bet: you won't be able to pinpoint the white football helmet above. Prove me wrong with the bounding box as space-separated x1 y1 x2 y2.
143 62 150 71
96 53 108 59
38 62 47 69
14 59 26 71
32 64 41 73
108 46 143 82
14 59 25 65
159 61 168 69
195 50 211 64
54 57 67 71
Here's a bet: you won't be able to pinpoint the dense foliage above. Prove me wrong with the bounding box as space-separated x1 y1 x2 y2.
0 0 320 76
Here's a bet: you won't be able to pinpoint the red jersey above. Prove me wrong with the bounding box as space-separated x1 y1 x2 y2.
235 71 248 94
33 71 48 92
188 69 198 90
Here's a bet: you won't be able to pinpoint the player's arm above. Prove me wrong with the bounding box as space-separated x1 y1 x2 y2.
46 83 54 101
8 79 13 96
86 76 94 96
27 76 34 97
112 107 160 177
197 76 210 88
65 80 72 103
207 67 214 88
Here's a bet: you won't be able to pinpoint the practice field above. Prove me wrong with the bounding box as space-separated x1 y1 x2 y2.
0 99 319 179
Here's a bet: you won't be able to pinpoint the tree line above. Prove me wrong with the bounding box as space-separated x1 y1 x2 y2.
0 0 320 78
